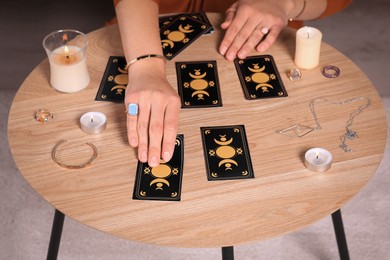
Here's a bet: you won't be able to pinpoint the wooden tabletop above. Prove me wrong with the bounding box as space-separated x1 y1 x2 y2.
8 13 387 247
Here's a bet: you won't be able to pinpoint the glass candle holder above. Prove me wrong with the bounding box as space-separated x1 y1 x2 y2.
43 29 90 93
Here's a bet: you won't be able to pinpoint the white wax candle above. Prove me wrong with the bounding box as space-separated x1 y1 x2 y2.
304 148 333 173
49 45 90 93
294 26 323 69
80 112 107 135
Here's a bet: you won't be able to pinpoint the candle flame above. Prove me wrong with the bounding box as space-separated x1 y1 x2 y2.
64 46 70 63
90 115 94 123
315 151 320 160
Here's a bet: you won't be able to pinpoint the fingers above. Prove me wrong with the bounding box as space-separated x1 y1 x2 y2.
220 3 238 30
161 98 180 162
126 103 139 148
135 97 150 164
256 25 283 53
219 12 248 59
147 98 165 167
219 1 289 60
126 90 180 168
237 26 268 59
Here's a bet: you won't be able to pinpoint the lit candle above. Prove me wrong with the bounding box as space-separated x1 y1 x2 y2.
43 30 90 93
294 26 323 69
80 112 107 135
304 148 333 173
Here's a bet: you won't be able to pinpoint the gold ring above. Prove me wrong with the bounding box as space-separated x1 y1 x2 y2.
51 140 98 169
35 109 53 123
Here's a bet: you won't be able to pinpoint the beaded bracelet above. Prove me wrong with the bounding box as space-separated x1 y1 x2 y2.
125 54 166 71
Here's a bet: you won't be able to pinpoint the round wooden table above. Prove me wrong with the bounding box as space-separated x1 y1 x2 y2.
8 13 387 251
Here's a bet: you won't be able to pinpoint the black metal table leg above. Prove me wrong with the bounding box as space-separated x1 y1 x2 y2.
332 209 350 260
222 246 234 260
47 209 65 260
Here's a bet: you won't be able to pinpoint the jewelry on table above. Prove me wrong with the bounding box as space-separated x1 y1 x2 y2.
277 96 371 152
288 68 302 82
321 65 341 78
52 140 98 169
35 109 53 123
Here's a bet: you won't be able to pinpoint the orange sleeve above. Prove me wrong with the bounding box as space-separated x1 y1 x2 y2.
320 0 353 18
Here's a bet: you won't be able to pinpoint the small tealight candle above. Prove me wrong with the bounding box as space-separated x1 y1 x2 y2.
294 26 323 69
304 148 333 173
80 112 107 135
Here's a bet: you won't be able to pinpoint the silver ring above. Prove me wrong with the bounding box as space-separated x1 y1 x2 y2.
288 68 302 81
261 26 269 34
127 103 138 116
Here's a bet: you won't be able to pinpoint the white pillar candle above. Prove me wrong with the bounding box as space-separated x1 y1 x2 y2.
49 45 90 93
43 29 90 93
294 26 323 69
304 148 333 173
80 112 107 135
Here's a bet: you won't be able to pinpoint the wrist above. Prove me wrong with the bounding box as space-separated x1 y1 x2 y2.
287 0 307 21
127 57 166 77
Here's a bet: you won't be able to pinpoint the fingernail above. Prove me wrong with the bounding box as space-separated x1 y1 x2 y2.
163 151 170 162
141 151 147 162
227 53 235 61
130 138 137 147
150 156 158 167
238 51 246 59
220 46 227 55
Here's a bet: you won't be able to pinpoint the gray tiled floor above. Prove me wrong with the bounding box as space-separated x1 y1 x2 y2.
1 0 389 259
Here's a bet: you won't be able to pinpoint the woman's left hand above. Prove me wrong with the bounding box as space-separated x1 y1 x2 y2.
219 0 293 61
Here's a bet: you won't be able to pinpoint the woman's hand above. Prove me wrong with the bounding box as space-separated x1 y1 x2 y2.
219 0 294 61
125 58 181 167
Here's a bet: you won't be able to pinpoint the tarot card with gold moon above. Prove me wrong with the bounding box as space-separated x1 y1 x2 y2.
95 56 127 102
200 125 254 180
133 134 184 201
234 55 287 100
160 14 212 60
176 60 222 108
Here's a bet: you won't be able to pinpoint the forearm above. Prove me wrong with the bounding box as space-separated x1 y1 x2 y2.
115 0 164 69
285 0 327 20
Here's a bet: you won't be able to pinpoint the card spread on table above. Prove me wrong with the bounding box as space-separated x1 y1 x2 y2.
133 134 184 201
95 56 127 102
234 55 287 100
159 12 214 34
176 61 222 108
200 125 254 180
160 14 212 60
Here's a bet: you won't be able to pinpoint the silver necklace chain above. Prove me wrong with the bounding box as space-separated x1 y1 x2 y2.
309 97 371 152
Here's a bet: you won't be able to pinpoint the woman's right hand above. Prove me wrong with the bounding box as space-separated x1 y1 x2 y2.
125 58 181 167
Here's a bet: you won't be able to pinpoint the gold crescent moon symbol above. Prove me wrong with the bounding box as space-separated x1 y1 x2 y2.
179 24 194 33
256 83 274 91
191 90 210 98
150 178 170 187
161 39 174 49
117 66 128 74
189 72 207 79
214 138 233 146
248 65 266 73
111 85 127 91
218 159 238 168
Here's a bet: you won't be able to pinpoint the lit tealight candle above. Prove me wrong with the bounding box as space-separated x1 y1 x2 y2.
80 112 107 135
304 148 333 173
294 26 323 69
